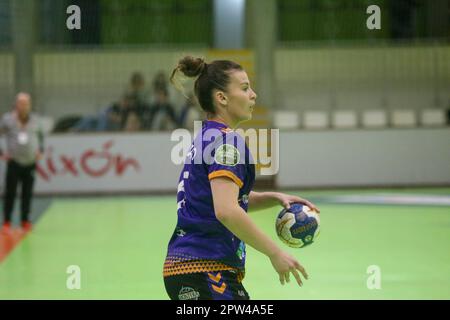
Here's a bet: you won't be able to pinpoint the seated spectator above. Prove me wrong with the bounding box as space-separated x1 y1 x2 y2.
71 114 98 132
152 71 168 95
72 94 137 132
53 115 82 133
123 110 142 132
179 93 202 131
447 103 450 125
126 72 149 106
98 94 137 131
147 88 178 131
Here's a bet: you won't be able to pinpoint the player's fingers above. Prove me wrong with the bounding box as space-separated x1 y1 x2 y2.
282 200 291 209
296 264 309 280
285 272 290 283
290 196 318 211
310 204 320 214
291 269 303 287
302 200 320 213
279 274 285 285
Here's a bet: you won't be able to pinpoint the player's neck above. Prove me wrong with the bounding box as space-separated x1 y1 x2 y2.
208 114 240 129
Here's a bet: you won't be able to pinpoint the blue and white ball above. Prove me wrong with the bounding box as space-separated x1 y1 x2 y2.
275 203 320 248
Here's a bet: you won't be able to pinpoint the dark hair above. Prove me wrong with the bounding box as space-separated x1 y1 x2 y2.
170 56 243 114
130 72 144 86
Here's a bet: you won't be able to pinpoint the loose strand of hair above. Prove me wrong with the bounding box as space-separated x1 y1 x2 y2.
170 66 189 99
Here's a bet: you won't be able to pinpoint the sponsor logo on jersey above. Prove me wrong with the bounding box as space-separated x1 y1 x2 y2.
176 228 186 237
240 194 249 205
214 144 240 166
178 286 200 300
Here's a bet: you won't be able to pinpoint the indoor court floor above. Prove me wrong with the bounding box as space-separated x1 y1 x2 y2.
0 188 449 299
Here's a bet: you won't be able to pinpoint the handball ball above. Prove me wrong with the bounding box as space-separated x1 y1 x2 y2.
275 203 320 248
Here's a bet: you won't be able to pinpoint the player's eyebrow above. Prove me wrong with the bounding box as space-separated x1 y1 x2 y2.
240 81 249 86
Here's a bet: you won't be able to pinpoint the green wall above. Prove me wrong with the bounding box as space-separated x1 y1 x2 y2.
99 0 212 45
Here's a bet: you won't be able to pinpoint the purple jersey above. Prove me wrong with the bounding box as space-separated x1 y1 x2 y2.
164 120 255 278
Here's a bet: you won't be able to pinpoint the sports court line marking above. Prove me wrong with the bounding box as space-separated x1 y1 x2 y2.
320 194 450 206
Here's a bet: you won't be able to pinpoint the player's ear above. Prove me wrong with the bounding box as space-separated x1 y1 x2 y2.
215 91 228 106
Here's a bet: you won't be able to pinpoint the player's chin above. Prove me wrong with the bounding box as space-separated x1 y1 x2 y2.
242 113 252 121
238 109 253 123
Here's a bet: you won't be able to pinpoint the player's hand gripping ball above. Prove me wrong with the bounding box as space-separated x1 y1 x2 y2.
276 203 320 248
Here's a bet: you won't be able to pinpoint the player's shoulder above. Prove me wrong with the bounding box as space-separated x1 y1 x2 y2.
211 131 248 167
198 121 247 165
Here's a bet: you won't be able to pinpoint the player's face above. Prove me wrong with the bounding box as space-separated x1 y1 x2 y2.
224 70 257 124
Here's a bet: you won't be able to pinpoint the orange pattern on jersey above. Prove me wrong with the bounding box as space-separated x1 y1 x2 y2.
208 170 243 188
220 127 233 133
212 282 227 294
208 272 227 294
163 256 245 283
208 272 222 283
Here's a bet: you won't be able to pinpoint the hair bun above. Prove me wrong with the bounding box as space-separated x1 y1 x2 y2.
177 56 206 78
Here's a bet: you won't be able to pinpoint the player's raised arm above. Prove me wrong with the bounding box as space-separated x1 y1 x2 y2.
211 177 308 286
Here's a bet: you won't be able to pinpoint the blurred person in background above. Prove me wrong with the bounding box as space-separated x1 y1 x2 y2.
126 71 149 107
447 102 450 125
179 92 202 131
123 109 143 132
152 71 169 96
0 93 44 232
147 88 178 131
72 94 139 132
97 94 137 131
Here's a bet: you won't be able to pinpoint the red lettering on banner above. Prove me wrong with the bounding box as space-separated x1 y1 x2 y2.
60 156 78 176
46 147 58 175
36 164 50 181
36 140 140 181
115 155 141 175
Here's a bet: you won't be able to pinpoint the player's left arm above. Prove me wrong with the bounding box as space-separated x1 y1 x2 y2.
248 191 320 213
